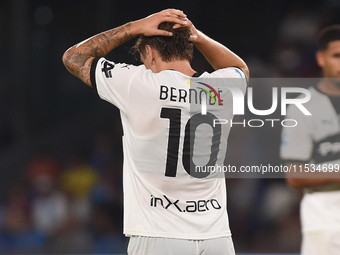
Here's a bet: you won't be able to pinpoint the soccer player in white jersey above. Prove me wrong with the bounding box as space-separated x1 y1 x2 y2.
281 25 340 255
63 9 249 255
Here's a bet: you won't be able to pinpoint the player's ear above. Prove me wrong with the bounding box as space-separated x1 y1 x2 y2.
145 45 151 57
316 51 325 68
146 45 159 65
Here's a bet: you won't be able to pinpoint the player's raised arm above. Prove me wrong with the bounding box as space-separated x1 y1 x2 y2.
174 19 249 78
62 9 188 86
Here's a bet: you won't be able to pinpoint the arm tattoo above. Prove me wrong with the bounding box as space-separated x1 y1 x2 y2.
79 22 133 57
64 51 92 85
64 22 134 85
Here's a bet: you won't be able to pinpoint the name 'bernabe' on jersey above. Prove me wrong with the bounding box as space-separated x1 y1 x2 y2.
90 57 247 239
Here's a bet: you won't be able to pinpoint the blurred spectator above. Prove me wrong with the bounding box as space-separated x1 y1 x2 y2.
45 151 97 253
0 184 45 253
61 152 98 223
27 153 68 237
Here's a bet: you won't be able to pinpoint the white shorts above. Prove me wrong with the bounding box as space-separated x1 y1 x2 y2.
127 236 235 255
301 230 340 255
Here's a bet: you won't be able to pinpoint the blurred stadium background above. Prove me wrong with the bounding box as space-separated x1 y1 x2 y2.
0 0 339 254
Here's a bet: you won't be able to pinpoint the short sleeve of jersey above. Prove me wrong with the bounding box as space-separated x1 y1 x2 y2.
90 57 145 112
280 103 313 162
207 67 247 94
209 67 246 79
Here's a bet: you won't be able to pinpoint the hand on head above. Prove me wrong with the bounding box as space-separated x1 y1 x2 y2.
139 9 198 42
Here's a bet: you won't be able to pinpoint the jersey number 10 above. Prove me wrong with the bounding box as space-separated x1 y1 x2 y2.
160 107 222 178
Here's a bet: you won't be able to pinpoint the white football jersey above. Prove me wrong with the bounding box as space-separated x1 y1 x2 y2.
280 86 340 233
91 57 247 239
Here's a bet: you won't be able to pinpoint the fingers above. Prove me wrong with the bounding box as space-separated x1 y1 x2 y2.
141 9 190 37
161 9 186 18
161 16 187 25
188 34 198 42
171 17 198 42
172 17 193 28
153 30 173 37
160 9 187 26
173 23 182 29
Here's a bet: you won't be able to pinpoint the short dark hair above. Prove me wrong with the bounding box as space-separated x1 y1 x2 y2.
132 22 193 62
317 25 340 51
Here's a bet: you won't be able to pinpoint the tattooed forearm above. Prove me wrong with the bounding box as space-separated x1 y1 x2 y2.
63 49 93 85
62 22 135 86
77 23 133 58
